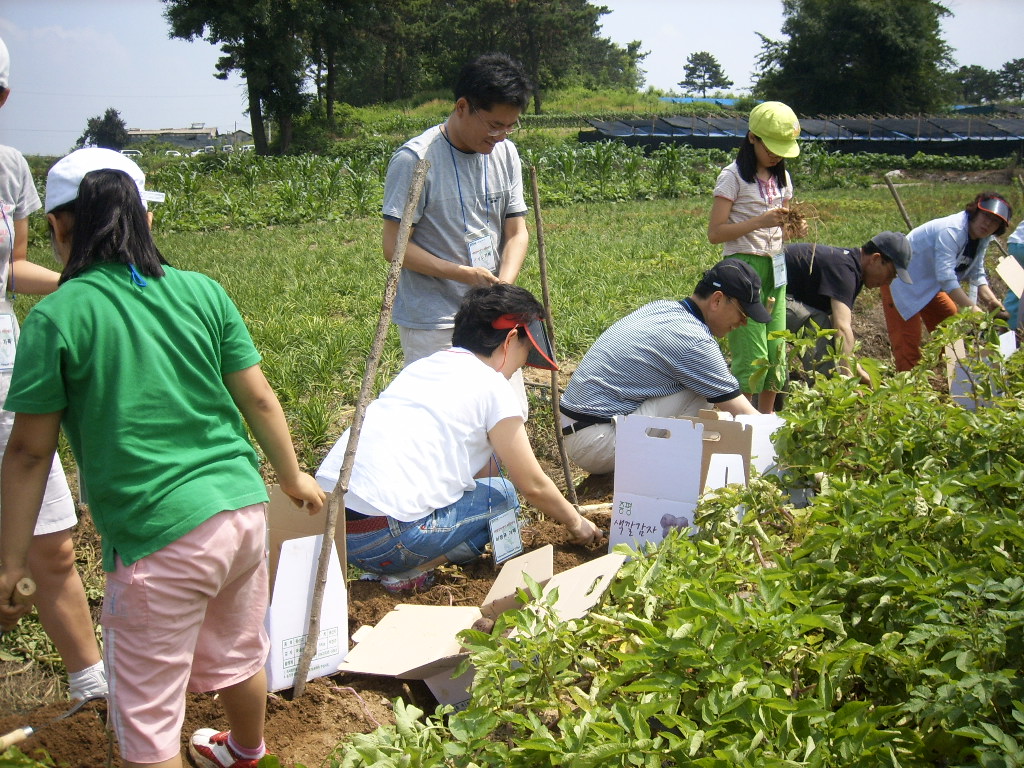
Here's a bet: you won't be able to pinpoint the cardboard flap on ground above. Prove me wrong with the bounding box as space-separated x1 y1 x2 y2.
339 545 624 705
340 545 556 680
264 484 349 692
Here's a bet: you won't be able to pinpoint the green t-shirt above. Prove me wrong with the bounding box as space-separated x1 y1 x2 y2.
6 264 268 570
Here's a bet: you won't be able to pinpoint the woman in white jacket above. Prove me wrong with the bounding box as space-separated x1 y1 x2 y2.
881 192 1012 371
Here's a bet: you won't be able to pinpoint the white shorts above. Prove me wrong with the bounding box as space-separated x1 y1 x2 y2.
0 373 77 535
398 325 529 420
563 389 710 475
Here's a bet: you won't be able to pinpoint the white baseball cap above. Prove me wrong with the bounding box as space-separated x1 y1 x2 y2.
0 36 10 89
45 147 166 213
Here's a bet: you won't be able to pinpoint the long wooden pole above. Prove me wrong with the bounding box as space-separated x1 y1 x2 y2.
291 159 429 698
529 165 580 510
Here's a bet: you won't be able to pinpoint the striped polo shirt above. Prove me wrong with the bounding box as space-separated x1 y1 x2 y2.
560 299 741 419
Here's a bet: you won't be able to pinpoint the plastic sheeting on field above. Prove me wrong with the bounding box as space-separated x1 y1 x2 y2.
580 115 1024 158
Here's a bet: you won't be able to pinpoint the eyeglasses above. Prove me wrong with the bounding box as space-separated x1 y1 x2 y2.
471 108 521 137
728 296 748 320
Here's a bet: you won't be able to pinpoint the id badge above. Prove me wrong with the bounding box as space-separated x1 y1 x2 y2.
0 313 17 371
771 250 787 289
488 508 523 565
467 230 497 272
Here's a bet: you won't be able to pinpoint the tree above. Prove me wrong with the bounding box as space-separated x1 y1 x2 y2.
753 0 954 115
999 58 1024 100
678 51 733 98
162 0 308 154
952 65 1001 104
76 108 129 150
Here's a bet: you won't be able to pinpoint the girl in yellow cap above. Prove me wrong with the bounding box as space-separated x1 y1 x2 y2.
708 101 803 413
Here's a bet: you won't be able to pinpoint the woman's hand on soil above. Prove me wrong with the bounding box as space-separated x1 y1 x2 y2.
567 514 602 546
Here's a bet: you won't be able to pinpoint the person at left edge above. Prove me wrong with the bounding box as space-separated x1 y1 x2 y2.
382 52 531 414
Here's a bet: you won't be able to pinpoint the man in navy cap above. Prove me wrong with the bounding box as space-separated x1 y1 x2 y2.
559 258 769 475
785 231 913 383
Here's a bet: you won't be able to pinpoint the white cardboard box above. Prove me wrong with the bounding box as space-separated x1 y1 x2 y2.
264 485 349 692
945 331 1017 410
339 544 625 708
609 411 782 552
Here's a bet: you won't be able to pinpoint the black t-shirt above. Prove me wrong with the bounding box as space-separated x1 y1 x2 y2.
784 243 864 315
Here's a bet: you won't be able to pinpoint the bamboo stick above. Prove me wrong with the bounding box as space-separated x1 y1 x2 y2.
291 159 429 698
529 165 580 510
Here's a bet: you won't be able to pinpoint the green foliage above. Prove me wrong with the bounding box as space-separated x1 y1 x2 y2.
327 313 1024 767
0 747 57 767
678 52 734 99
1000 58 1024 101
75 107 129 151
755 0 954 114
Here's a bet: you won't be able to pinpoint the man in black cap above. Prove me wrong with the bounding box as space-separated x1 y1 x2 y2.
785 231 913 384
559 258 769 475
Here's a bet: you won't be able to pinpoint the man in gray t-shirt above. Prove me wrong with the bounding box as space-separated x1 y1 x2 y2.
382 53 531 365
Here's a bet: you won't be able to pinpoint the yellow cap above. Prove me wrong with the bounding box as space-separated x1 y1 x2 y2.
748 101 801 158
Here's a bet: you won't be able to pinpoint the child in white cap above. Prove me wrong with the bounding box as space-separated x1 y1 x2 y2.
0 34 108 702
0 147 325 768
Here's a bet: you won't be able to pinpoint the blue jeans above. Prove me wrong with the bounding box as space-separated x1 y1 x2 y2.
346 477 518 575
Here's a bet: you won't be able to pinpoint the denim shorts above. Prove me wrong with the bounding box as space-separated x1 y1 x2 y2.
347 476 518 574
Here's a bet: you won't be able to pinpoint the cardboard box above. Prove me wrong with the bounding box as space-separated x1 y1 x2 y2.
609 411 782 552
945 331 1017 410
339 544 625 708
264 484 349 692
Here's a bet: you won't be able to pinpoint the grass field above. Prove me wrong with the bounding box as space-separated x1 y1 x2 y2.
17 177 1015 474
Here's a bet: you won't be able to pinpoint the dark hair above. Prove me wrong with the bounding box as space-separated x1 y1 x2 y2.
58 169 168 285
453 283 544 356
735 133 788 189
965 191 1012 237
454 53 531 112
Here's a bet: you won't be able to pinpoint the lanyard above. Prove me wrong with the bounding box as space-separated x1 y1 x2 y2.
444 125 490 235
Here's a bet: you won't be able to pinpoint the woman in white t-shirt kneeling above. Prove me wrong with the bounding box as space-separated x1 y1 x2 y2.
317 284 601 592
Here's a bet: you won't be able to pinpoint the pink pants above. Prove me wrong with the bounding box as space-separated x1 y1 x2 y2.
102 504 269 764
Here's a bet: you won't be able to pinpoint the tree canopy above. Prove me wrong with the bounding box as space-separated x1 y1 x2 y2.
163 0 645 152
76 108 129 150
678 52 733 98
753 0 953 115
999 58 1024 101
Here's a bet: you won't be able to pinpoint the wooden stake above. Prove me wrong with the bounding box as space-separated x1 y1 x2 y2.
883 171 914 231
291 159 430 698
529 165 580 510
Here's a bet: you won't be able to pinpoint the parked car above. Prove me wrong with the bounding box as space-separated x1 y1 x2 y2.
189 145 217 157
239 144 256 153
222 145 233 153
165 150 182 157
120 149 142 157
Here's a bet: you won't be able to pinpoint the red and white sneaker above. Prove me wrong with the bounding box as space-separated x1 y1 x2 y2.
188 729 262 768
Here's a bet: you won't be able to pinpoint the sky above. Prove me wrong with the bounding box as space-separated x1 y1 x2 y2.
1 0 1022 156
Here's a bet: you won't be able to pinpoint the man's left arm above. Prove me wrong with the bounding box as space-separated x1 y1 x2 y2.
497 214 529 284
830 299 869 383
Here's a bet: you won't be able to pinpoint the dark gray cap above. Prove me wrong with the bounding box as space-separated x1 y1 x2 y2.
698 258 772 323
872 231 913 284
